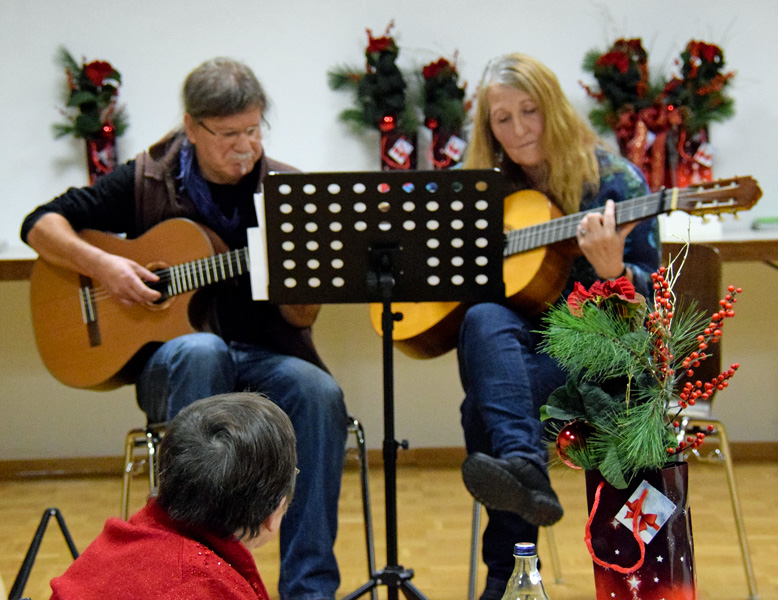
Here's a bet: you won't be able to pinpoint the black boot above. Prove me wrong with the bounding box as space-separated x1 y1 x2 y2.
462 452 563 527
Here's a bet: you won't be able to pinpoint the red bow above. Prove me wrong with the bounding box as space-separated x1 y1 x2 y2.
625 498 660 532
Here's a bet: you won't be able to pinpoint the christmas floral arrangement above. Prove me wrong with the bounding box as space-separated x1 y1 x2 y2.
52 46 128 141
420 54 469 133
662 40 735 135
421 54 470 169
581 38 660 134
327 21 417 136
580 38 735 190
539 257 741 489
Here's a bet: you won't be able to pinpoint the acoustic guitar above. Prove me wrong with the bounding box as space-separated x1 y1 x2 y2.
30 218 247 390
368 176 762 360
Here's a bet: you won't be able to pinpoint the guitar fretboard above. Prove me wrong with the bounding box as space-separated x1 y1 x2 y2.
158 247 250 296
504 191 667 256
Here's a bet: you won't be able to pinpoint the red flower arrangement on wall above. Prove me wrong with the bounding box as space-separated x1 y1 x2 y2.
52 46 128 142
52 46 128 183
420 53 470 168
581 38 735 190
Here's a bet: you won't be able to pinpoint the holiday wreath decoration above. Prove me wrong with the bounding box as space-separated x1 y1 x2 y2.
52 46 128 183
328 23 416 128
328 21 418 170
581 38 735 190
52 46 128 142
420 54 470 168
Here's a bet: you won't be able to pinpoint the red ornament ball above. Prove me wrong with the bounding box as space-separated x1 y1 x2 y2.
379 115 396 132
556 421 593 469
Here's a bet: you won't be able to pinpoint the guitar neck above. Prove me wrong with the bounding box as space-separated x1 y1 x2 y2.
156 246 250 297
504 190 670 256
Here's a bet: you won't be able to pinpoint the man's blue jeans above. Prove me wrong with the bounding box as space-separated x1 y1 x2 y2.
458 303 566 590
136 333 348 600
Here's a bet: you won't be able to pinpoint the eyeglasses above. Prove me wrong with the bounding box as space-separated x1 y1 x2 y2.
197 119 261 143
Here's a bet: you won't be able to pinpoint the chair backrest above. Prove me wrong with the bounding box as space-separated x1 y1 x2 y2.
662 243 723 410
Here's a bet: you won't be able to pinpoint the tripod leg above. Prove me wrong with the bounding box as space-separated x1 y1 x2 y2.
400 579 431 600
341 578 380 600
9 508 79 600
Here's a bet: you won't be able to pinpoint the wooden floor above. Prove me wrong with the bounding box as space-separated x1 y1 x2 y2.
1 460 775 600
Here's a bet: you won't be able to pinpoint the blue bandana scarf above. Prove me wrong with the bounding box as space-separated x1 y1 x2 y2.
178 139 242 243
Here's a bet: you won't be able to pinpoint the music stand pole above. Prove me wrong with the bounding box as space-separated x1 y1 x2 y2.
343 251 428 600
261 169 506 600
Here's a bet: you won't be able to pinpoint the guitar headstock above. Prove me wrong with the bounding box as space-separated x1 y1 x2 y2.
670 176 762 218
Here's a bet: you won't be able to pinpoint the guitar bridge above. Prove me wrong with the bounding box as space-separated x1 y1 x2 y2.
78 275 101 347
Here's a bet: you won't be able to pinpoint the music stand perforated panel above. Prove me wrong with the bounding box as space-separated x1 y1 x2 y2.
263 169 506 305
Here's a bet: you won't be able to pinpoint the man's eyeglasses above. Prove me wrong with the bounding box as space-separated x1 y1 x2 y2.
197 119 261 143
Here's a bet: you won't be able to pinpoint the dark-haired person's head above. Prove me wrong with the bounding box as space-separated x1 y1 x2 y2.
155 392 297 543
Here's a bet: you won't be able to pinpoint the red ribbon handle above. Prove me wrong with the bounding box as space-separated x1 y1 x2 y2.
584 481 647 574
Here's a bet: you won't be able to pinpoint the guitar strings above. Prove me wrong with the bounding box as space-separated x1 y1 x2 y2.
81 249 249 304
504 181 741 254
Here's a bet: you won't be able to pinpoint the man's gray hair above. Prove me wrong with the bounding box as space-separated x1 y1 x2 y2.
183 57 269 120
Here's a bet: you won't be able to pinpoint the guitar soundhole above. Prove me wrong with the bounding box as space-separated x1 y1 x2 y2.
146 279 170 304
146 263 174 310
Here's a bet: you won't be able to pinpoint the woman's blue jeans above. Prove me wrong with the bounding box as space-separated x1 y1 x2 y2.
458 303 566 589
136 332 348 600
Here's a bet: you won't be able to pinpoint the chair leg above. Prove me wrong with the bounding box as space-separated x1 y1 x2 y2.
348 417 377 600
543 524 563 584
467 499 482 600
121 427 143 520
146 427 162 494
714 421 759 600
121 425 165 521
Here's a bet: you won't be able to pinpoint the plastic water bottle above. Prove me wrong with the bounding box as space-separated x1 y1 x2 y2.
500 542 550 600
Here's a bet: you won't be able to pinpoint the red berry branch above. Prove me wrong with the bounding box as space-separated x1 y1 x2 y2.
666 283 742 455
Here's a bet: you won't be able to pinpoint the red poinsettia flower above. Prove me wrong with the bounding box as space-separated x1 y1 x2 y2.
422 58 452 80
567 277 642 317
365 21 398 61
367 36 394 54
84 60 116 87
596 50 630 74
688 40 721 64
567 281 595 316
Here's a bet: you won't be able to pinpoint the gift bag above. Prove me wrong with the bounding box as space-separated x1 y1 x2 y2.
584 462 696 600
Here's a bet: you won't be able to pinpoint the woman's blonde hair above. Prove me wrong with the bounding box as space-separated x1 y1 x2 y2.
464 53 600 214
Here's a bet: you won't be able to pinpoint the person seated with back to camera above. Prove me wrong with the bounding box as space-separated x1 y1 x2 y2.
49 392 298 600
458 52 660 600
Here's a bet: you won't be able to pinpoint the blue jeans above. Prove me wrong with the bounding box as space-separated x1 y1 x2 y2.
136 333 348 600
457 303 566 587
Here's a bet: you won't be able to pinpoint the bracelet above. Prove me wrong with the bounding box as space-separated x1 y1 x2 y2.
612 265 628 280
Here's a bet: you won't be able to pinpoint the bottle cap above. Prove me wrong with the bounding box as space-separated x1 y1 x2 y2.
513 542 537 556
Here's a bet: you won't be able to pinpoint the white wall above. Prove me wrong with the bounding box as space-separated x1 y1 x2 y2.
2 0 777 459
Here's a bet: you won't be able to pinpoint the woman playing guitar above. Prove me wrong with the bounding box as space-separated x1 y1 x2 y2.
458 53 661 600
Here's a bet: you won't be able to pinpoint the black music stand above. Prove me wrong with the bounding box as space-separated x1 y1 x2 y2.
263 169 506 600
